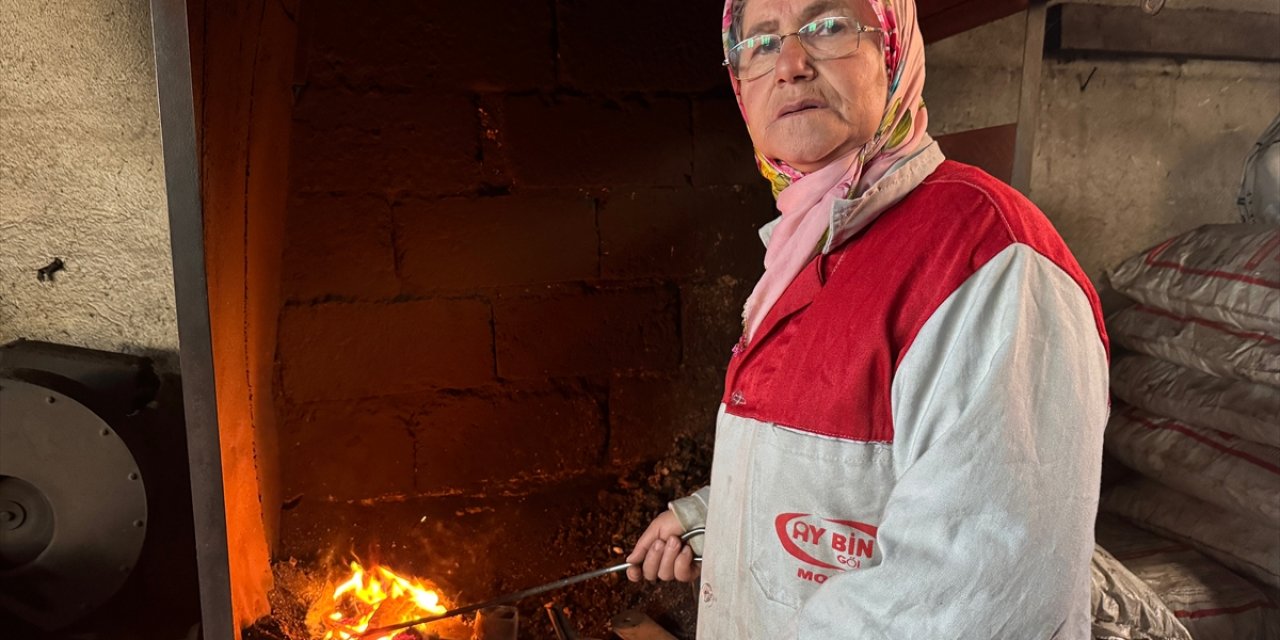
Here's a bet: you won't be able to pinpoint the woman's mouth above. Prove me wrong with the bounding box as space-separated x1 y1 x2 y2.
776 100 826 120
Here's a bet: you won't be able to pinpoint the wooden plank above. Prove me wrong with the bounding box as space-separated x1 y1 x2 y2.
1011 0 1048 194
611 610 678 640
1048 4 1280 61
936 123 1018 184
920 0 1029 43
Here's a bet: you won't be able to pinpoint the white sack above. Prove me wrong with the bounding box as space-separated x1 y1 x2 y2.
1095 514 1279 640
1110 354 1280 448
1090 543 1193 640
1104 404 1280 527
1107 223 1280 335
1239 113 1280 225
1101 479 1280 590
1108 304 1280 388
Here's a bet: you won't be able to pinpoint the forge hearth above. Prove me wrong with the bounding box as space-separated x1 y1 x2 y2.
244 435 709 640
165 0 764 635
252 558 468 640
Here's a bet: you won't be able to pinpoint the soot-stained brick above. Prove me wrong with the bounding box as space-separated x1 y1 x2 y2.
411 384 605 493
289 89 481 195
694 97 764 186
557 0 726 92
278 299 494 403
395 191 598 292
495 286 680 379
608 367 724 466
599 186 774 280
682 274 759 366
303 0 554 90
283 194 398 301
503 95 692 188
279 398 416 501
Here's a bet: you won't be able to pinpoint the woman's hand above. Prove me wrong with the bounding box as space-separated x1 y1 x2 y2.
625 510 701 583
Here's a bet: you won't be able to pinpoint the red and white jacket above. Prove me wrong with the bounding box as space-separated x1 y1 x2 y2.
671 145 1111 639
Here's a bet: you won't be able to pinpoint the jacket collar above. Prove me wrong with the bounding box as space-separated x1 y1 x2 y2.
757 139 945 254
736 142 945 359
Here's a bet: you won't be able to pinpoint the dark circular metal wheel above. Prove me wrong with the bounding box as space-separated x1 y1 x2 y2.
0 375 148 630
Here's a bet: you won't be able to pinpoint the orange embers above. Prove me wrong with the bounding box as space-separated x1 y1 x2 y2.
312 560 450 640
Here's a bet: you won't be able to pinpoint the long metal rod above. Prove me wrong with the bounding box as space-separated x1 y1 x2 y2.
148 1 236 638
359 563 633 638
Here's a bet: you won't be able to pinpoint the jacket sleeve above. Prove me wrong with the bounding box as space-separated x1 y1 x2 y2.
670 486 711 556
792 244 1110 639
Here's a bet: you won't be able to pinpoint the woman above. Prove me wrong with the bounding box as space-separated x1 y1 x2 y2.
626 0 1110 638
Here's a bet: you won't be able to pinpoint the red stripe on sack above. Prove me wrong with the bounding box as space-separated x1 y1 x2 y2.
1133 305 1280 344
1126 408 1280 476
1244 231 1280 270
1173 600 1276 619
1144 237 1179 262
1142 259 1280 289
1143 234 1280 289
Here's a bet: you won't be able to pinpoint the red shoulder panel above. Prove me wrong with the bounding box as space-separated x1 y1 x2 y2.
721 161 1109 442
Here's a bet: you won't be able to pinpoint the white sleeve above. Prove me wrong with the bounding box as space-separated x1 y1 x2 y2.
793 244 1110 640
670 485 711 555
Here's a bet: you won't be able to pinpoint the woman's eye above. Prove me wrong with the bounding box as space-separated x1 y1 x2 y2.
806 17 845 36
755 35 782 54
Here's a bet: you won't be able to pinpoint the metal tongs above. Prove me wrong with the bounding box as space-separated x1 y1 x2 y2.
358 528 704 638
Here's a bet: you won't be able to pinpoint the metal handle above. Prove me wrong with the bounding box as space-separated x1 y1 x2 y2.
680 526 705 564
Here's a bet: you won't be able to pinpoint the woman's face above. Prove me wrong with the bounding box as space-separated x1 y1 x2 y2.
738 0 889 174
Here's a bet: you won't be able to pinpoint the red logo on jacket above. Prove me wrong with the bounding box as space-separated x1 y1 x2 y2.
775 513 878 571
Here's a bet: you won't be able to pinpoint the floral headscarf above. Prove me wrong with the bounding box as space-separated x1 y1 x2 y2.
725 0 934 345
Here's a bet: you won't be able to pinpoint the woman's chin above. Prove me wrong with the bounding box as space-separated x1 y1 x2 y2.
776 148 845 173
769 135 869 174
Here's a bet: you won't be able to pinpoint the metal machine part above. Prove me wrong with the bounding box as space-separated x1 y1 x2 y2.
0 373 149 630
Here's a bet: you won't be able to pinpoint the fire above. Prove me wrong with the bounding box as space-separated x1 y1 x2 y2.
313 560 451 640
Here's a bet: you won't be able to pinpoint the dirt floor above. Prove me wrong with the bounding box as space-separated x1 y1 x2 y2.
538 432 712 639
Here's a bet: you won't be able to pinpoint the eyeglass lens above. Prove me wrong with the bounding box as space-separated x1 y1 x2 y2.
730 17 868 81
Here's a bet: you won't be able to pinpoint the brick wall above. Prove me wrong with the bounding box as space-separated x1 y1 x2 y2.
276 0 773 549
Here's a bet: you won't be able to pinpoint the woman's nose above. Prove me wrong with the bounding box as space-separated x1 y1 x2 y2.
773 36 816 83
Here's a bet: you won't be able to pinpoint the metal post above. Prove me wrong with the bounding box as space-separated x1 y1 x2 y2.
148 1 236 638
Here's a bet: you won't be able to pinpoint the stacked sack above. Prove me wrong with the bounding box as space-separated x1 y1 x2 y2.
1100 223 1280 638
1095 514 1275 640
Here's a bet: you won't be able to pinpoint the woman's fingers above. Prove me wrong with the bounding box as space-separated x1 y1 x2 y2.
625 511 698 583
641 538 665 580
626 526 660 566
627 512 678 562
656 537 682 581
627 536 700 583
673 546 701 583
625 516 665 582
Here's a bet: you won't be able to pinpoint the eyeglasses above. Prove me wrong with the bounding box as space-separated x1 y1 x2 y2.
724 16 885 82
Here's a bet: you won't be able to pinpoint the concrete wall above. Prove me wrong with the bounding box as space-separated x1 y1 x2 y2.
923 2 1280 309
0 0 177 367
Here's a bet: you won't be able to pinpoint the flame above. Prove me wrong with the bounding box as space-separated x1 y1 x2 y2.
316 560 450 640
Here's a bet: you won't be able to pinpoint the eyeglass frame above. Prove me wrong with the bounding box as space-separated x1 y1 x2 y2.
721 16 887 82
